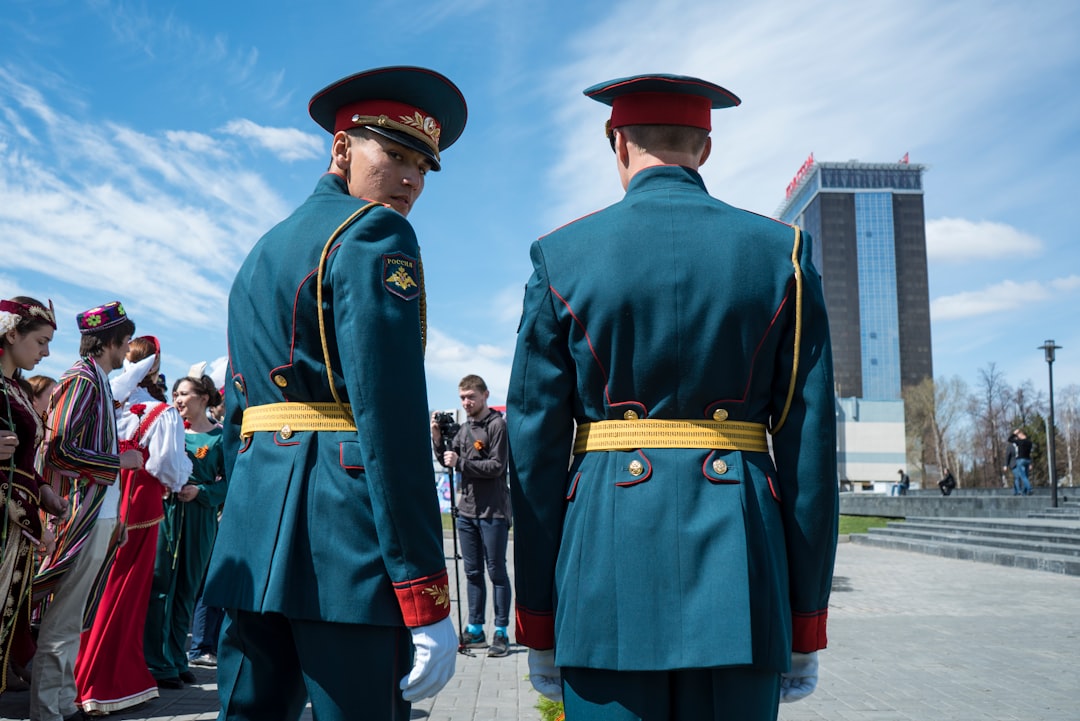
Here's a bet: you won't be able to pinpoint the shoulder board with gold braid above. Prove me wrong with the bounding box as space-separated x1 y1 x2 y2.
316 203 381 421
769 225 803 436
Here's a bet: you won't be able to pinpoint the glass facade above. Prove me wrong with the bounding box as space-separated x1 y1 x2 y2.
820 167 922 192
776 161 932 402
854 193 901 400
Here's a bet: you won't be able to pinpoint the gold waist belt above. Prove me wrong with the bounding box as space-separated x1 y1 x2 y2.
573 419 769 454
241 402 356 439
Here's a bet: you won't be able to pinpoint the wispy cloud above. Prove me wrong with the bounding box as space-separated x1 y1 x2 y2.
542 0 1079 226
931 276 1080 321
926 218 1043 262
86 0 293 108
424 327 512 406
0 66 291 330
220 119 325 163
409 0 493 31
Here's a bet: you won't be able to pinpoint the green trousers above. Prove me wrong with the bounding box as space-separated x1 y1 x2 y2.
216 610 413 721
562 665 781 721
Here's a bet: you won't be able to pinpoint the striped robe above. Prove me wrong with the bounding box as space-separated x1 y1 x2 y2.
33 356 120 602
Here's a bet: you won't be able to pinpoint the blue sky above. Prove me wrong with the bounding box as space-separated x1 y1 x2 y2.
2 0 1077 413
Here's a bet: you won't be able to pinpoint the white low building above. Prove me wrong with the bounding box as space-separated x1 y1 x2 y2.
836 397 907 492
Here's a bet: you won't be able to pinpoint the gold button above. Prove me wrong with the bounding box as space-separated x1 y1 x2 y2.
712 459 728 474
712 408 729 422
623 409 639 421
233 380 244 392
280 425 293 440
273 374 288 388
628 460 644 476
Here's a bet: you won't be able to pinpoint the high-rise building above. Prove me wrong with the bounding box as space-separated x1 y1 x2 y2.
777 156 933 401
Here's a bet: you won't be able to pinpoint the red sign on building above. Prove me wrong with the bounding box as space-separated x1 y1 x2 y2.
785 153 815 198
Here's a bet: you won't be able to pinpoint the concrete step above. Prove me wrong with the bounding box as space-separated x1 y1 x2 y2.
1029 506 1080 517
866 524 1080 558
903 516 1080 538
850 516 1080 576
850 532 1080 575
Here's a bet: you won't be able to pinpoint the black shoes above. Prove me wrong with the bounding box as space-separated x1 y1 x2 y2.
156 676 184 689
488 630 510 657
462 629 487 649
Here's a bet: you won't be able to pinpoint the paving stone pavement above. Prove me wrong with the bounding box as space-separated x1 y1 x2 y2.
3 538 1078 720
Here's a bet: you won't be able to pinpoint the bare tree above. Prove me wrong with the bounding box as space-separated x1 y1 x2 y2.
1011 379 1047 429
971 364 1014 487
1057 384 1079 487
903 375 970 488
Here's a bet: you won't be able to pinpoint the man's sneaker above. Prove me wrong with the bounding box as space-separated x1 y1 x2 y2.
488 630 510 657
190 653 217 668
462 629 487 648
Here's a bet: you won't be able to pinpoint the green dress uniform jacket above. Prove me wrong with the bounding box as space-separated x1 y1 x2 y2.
203 173 449 629
508 165 838 673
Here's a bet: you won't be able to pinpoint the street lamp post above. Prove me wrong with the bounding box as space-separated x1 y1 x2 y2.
1039 340 1062 508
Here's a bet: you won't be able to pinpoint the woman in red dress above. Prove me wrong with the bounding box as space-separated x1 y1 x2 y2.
74 336 191 714
0 296 67 692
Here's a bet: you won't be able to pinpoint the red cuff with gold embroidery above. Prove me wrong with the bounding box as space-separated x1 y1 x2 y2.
393 570 451 627
515 604 555 650
792 609 828 653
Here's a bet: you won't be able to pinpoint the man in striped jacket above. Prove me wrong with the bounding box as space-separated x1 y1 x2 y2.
31 301 145 721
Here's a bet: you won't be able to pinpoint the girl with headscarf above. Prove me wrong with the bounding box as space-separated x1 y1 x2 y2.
0 296 67 692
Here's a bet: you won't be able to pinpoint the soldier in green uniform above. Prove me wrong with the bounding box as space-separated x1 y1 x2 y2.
508 74 839 720
202 66 467 721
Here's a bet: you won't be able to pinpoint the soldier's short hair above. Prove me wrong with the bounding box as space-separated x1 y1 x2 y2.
621 124 709 155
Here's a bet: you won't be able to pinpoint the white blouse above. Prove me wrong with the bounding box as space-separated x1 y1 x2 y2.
114 386 192 492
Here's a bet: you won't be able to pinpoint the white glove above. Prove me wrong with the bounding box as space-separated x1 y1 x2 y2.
528 648 562 702
779 651 819 703
399 617 457 702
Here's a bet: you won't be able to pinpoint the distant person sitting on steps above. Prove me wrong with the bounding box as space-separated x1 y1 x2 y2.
938 468 956 496
890 469 910 496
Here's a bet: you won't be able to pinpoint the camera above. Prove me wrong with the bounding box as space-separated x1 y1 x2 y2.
434 411 460 466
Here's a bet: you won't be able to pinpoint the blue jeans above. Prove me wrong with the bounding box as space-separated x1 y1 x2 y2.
1013 458 1032 495
188 590 225 659
456 516 511 627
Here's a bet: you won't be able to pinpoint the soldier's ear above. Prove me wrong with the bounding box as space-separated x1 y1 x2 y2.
698 136 712 168
614 129 631 167
331 131 352 172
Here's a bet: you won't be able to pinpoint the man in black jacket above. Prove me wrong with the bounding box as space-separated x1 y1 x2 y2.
431 375 511 657
1004 429 1034 495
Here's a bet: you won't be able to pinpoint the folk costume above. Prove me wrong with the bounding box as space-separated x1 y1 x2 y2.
144 421 226 684
508 75 839 720
0 299 58 693
32 301 132 721
75 349 191 714
202 66 467 721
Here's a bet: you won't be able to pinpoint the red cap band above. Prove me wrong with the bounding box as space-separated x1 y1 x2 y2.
334 99 441 149
610 92 712 130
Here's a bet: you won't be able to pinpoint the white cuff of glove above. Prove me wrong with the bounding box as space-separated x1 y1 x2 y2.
400 616 457 702
528 648 563 702
779 651 819 703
